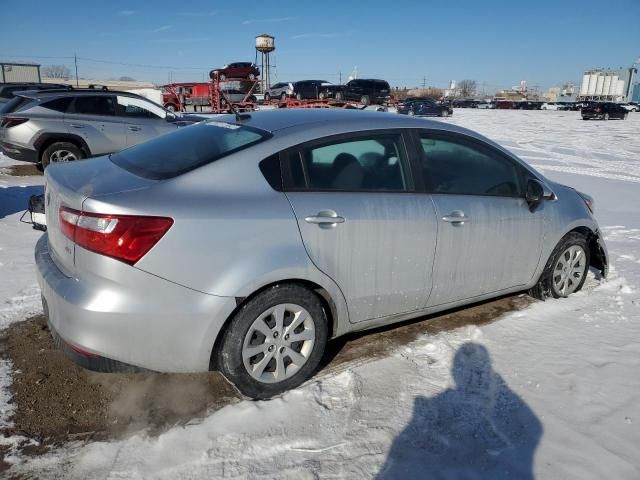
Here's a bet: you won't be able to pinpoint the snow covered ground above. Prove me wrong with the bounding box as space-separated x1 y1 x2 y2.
1 110 640 479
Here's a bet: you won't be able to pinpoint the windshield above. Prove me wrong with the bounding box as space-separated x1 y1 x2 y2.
110 121 270 180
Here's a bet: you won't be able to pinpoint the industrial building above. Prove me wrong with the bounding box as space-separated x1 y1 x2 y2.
0 62 41 83
577 66 637 102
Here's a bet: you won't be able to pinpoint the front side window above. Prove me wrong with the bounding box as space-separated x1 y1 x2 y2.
73 95 115 115
289 134 409 192
418 134 521 197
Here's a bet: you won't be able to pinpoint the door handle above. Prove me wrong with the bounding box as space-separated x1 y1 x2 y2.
69 124 84 129
442 210 470 224
128 126 141 131
304 210 345 229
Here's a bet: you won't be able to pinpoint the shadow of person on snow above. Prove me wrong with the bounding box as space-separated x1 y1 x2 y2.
377 342 542 480
0 185 44 218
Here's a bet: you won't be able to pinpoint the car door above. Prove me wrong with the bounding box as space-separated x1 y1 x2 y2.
413 131 544 307
115 95 177 147
282 131 438 323
64 95 126 154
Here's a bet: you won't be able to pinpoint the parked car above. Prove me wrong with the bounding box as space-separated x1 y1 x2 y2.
291 80 333 100
328 79 391 105
220 88 257 104
476 101 495 109
36 109 608 399
452 99 478 108
397 99 452 117
210 62 260 81
0 82 68 105
541 102 560 111
621 103 639 112
495 101 518 109
0 88 203 167
581 102 628 120
264 82 294 101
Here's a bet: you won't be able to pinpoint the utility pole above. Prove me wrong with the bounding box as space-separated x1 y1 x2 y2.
422 76 427 88
339 71 342 84
74 53 79 87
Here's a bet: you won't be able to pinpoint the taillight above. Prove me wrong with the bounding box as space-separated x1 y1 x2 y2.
59 206 173 265
0 117 29 128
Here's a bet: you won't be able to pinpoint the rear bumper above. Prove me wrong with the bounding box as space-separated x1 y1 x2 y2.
35 234 237 373
0 142 38 163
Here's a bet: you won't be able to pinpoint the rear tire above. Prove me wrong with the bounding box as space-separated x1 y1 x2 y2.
623 112 628 120
264 92 271 102
281 92 288 101
604 113 609 120
41 142 83 169
296 93 303 101
440 109 449 117
248 73 256 81
217 284 328 399
335 91 344 101
530 232 590 300
360 95 370 105
219 73 227 81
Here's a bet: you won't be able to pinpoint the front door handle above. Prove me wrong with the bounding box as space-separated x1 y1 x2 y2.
442 210 470 224
128 126 142 132
69 124 84 129
305 210 345 229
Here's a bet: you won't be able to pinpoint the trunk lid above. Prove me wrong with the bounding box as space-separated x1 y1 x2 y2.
44 155 158 275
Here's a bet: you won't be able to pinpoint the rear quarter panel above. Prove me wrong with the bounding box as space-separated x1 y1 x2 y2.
83 147 351 335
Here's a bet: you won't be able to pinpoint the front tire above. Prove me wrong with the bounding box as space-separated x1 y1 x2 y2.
264 92 271 102
335 91 344 101
248 73 256 81
217 284 328 399
604 113 609 120
360 95 370 105
41 142 83 169
530 232 590 300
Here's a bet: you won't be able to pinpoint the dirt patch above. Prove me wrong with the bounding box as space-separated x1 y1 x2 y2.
0 164 42 177
0 294 531 453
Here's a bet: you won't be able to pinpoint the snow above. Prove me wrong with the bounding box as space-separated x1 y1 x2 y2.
0 153 44 329
2 111 640 478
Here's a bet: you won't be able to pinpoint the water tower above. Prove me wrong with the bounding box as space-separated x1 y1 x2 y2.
255 34 275 93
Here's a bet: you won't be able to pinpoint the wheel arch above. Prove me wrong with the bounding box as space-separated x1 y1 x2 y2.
34 133 91 162
209 278 341 370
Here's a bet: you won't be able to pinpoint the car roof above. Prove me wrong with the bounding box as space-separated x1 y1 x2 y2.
15 89 150 101
213 108 478 138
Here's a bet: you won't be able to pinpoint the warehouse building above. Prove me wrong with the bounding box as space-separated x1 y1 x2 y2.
0 62 41 83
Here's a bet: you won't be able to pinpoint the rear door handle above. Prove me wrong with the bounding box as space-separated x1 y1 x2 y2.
69 124 84 129
128 126 141 131
304 210 345 229
442 210 470 224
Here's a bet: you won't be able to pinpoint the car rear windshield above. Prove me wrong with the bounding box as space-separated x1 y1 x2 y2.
0 96 32 114
110 121 271 180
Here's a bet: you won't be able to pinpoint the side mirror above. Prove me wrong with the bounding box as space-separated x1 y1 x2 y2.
166 112 177 122
525 178 545 211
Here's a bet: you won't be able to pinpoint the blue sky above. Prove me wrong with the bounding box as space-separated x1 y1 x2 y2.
1 0 638 91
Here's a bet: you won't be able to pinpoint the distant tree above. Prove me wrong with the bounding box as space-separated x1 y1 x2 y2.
42 64 71 80
458 79 477 98
118 76 136 81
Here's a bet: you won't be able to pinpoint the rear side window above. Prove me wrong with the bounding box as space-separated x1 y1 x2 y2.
418 134 521 197
110 121 270 180
0 96 32 113
42 97 72 113
72 96 115 115
288 134 409 192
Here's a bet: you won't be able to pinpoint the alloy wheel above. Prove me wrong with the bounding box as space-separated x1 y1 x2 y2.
50 150 77 163
552 245 587 296
242 303 316 383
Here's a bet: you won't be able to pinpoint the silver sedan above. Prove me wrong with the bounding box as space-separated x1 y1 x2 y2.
36 109 608 398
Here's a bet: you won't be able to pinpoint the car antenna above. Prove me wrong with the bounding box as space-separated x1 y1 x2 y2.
227 102 251 122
